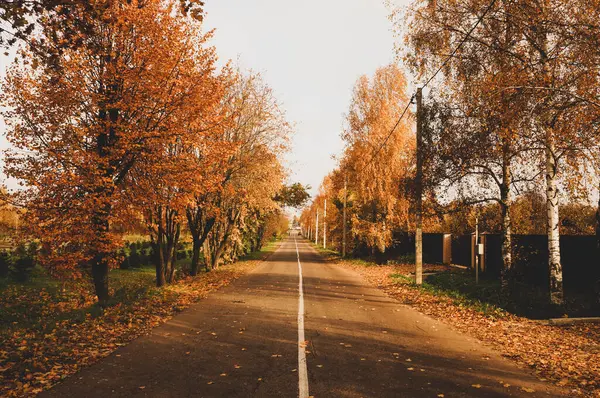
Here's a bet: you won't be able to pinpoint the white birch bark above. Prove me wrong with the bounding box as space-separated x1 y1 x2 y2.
545 129 563 305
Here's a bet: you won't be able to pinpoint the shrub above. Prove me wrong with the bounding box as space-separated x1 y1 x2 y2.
10 243 37 282
176 250 187 260
119 248 129 269
139 248 150 266
129 244 141 268
0 250 11 277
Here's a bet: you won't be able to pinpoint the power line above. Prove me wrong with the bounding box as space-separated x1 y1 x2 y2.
365 0 498 166
422 0 497 89
366 94 414 164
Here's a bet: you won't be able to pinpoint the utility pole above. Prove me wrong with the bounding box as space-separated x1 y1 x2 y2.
315 209 319 245
323 199 327 249
475 216 479 285
415 87 423 285
342 175 348 258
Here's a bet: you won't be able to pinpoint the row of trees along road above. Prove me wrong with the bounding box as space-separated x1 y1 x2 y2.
0 0 307 305
304 0 600 306
301 64 415 256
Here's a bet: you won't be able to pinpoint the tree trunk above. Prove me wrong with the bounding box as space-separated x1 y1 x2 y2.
152 206 167 287
155 240 166 288
545 131 563 305
190 238 201 276
90 194 113 305
92 256 110 306
500 145 512 296
186 206 216 277
203 240 212 272
596 181 600 251
211 239 226 269
166 222 180 283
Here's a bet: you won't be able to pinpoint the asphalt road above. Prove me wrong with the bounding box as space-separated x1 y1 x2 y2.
41 235 567 398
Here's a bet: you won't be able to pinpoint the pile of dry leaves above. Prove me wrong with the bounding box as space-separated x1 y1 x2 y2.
337 260 600 397
0 251 272 397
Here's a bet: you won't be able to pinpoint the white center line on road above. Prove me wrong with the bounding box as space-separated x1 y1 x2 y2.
294 236 310 398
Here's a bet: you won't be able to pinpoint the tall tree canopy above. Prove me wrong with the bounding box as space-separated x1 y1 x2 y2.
1 0 225 304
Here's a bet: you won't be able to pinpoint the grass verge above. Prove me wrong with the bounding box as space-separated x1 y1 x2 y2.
0 240 281 397
331 256 600 397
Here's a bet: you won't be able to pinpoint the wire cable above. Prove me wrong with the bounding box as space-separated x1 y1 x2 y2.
365 0 498 166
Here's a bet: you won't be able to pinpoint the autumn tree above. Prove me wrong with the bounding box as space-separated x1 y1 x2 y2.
400 0 600 303
1 0 221 304
339 64 414 253
196 71 290 271
0 0 204 48
274 183 311 208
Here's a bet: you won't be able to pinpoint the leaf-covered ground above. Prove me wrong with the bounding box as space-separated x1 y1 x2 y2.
334 259 600 397
0 241 280 397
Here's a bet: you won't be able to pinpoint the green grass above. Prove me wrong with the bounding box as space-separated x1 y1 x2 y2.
390 270 509 318
308 241 390 268
311 242 341 259
0 237 277 335
0 264 162 334
240 238 282 261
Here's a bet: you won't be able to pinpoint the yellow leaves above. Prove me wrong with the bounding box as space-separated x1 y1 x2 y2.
471 384 482 388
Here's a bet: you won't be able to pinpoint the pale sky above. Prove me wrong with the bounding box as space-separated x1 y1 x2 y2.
203 0 405 196
0 0 411 196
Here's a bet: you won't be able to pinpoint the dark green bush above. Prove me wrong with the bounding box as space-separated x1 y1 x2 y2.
119 248 129 269
10 243 37 282
128 244 141 268
0 250 11 277
176 250 187 260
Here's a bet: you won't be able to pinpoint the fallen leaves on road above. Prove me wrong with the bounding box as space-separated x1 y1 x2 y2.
0 255 269 397
337 260 600 397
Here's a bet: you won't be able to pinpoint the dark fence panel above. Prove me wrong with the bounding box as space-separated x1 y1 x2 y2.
423 233 444 264
512 234 548 288
354 230 599 303
560 235 599 296
451 234 472 267
482 233 501 276
474 234 600 300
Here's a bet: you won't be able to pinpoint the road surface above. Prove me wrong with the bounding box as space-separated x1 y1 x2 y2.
41 235 566 397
